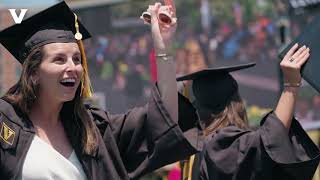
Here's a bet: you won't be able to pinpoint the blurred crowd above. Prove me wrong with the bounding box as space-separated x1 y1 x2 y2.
84 12 281 113
82 6 320 123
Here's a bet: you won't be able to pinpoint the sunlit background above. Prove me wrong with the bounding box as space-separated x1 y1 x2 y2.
1 0 320 179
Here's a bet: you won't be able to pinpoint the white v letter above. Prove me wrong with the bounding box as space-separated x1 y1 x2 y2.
8 9 28 24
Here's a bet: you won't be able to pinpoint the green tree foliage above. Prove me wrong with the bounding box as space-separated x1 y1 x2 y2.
111 0 201 29
211 0 275 24
109 0 275 30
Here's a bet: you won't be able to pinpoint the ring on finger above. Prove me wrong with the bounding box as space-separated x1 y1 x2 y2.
289 57 295 62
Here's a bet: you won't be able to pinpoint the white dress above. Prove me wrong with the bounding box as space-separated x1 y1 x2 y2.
16 136 87 180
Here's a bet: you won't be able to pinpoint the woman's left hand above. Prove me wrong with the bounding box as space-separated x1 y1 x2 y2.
275 43 310 130
280 43 310 86
148 2 177 54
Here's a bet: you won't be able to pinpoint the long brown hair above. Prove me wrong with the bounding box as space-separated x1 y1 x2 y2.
2 46 97 155
203 92 249 136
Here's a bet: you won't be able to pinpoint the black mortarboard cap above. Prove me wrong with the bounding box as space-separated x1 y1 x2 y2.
279 15 320 93
0 1 91 64
177 62 256 115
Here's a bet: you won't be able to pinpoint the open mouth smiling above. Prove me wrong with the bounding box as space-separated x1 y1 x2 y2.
60 78 76 87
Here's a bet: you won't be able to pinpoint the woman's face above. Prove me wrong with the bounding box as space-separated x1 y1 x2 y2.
34 42 83 103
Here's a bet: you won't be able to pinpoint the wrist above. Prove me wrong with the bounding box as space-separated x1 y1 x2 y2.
155 53 173 61
155 45 173 54
283 82 301 88
155 49 169 54
155 49 170 55
283 86 299 93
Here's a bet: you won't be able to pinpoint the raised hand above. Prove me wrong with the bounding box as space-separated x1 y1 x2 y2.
148 2 177 54
280 43 310 87
276 43 310 129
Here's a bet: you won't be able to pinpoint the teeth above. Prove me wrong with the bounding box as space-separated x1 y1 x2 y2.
61 78 76 83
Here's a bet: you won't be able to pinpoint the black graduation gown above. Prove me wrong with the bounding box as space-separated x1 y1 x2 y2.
192 112 320 180
0 85 202 180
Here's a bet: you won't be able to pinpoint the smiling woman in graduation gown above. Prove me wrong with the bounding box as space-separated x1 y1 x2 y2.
0 2 201 180
178 45 320 180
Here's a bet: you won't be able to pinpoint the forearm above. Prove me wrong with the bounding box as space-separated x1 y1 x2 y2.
156 53 178 122
147 1 178 122
274 87 298 130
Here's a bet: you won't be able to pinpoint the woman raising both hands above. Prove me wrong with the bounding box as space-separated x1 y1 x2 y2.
0 1 201 180
177 41 320 179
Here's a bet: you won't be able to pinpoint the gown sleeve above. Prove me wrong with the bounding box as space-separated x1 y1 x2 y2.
91 85 202 179
200 111 320 180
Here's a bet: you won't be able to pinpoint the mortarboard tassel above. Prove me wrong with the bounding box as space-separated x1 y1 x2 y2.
74 13 93 98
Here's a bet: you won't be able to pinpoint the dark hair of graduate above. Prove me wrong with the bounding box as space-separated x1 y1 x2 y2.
203 91 249 136
3 46 98 155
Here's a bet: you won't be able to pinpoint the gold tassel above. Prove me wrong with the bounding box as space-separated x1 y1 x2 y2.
182 82 189 97
182 154 195 180
74 13 93 98
78 40 93 98
188 155 195 179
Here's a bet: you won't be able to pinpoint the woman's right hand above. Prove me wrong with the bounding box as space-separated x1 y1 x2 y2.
280 43 310 87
